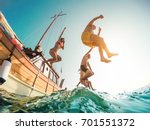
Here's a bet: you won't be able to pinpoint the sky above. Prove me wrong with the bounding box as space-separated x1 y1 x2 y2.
0 0 150 94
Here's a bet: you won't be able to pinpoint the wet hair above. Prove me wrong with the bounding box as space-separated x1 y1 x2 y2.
60 38 65 42
92 25 96 30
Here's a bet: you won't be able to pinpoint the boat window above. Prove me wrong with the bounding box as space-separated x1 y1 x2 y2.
53 75 56 83
55 76 58 84
50 71 53 80
48 71 51 79
49 70 57 83
42 63 45 72
43 64 49 77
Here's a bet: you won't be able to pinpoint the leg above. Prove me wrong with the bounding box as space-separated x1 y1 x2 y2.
84 80 90 89
80 69 94 80
57 55 62 62
80 71 94 89
91 34 111 63
47 50 57 64
76 82 80 87
47 50 62 65
99 38 111 56
100 38 118 58
81 79 94 90
80 79 89 88
80 71 88 87
88 80 95 90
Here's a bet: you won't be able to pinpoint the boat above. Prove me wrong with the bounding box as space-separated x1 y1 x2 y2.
0 11 66 97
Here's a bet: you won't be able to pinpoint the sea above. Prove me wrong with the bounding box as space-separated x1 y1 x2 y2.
0 85 150 113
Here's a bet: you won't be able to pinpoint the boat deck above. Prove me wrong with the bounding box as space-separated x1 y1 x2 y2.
0 29 61 96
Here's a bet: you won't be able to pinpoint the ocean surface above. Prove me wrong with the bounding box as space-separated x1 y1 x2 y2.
0 85 150 113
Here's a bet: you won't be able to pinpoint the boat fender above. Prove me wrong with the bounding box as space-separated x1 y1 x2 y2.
0 58 12 85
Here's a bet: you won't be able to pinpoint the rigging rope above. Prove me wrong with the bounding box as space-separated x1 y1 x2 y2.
42 29 53 55
42 18 66 58
22 23 44 44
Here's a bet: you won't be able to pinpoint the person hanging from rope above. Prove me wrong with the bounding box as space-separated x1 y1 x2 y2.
81 15 118 63
47 37 65 65
79 48 95 90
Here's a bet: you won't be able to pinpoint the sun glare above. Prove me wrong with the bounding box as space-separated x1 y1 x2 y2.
89 24 148 94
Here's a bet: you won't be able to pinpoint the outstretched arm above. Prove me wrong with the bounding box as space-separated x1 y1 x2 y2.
97 27 101 36
84 48 93 56
88 15 104 25
82 48 93 60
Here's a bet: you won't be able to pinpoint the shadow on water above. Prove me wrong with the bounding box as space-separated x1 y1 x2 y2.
0 85 150 113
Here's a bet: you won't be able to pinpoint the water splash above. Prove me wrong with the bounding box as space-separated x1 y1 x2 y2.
0 85 150 113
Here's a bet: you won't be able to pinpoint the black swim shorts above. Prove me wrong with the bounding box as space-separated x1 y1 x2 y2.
80 65 88 72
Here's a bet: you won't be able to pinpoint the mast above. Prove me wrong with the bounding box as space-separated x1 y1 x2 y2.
35 11 66 49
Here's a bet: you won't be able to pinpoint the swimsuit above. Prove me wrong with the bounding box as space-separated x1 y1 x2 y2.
81 32 94 47
80 65 88 72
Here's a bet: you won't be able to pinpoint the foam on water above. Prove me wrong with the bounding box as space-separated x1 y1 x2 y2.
0 85 150 113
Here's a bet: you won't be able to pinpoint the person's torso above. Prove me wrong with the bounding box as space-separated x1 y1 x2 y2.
81 56 89 67
84 24 95 34
51 41 62 52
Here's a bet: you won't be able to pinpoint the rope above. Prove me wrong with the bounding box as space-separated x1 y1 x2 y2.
22 23 44 44
42 18 65 57
42 19 61 55
42 30 53 55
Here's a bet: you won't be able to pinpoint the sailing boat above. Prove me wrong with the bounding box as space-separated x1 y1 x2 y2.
0 11 66 97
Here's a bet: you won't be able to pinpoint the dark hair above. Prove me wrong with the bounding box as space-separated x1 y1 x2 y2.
87 54 91 58
60 38 65 42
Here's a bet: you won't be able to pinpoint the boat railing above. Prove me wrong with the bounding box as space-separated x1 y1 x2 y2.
32 54 59 87
0 29 60 93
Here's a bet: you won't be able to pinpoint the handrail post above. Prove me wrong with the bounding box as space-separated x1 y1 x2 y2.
45 68 51 93
53 85 55 92
32 61 44 87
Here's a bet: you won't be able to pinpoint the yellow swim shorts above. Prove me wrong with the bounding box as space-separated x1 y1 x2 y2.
81 32 94 47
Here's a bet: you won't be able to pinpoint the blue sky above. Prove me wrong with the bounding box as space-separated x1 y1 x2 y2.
1 0 150 93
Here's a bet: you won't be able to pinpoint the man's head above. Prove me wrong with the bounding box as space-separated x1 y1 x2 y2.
99 15 104 19
92 25 96 30
87 54 91 59
60 38 65 43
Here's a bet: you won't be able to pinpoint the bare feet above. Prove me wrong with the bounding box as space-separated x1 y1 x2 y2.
80 79 88 87
101 58 111 63
48 61 53 67
108 53 119 58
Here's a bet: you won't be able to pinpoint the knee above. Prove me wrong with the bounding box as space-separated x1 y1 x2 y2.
91 72 94 76
57 56 62 61
53 57 57 61
90 71 94 76
87 80 91 84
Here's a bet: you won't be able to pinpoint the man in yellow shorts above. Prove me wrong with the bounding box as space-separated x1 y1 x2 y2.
81 15 118 63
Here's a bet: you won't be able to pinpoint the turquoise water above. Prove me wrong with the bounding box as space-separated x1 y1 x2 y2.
0 85 150 113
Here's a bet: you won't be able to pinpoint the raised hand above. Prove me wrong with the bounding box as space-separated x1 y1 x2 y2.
99 15 104 19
